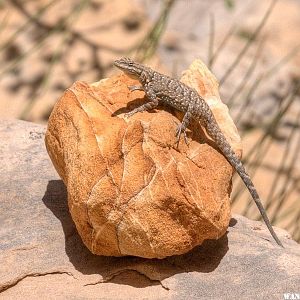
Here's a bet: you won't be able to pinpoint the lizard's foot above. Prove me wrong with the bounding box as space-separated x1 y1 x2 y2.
124 110 137 118
128 85 144 92
175 123 188 147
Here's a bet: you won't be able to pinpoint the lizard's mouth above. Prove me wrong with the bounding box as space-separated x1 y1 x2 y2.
114 59 122 68
114 61 132 73
114 57 142 78
113 59 124 68
114 58 132 69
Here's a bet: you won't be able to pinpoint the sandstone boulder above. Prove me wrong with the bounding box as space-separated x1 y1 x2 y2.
1 119 299 299
45 59 242 258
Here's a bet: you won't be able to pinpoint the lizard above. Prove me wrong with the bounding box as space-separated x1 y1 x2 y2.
114 57 283 247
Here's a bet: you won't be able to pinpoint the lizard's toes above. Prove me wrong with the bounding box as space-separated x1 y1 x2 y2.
175 124 182 137
175 124 189 146
183 132 189 145
124 111 135 118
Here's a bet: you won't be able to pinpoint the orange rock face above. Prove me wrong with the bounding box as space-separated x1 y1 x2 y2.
45 59 242 258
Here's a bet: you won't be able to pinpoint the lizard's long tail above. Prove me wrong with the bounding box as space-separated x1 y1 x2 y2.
205 118 283 247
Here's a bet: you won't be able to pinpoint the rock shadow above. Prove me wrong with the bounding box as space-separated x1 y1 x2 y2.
43 180 229 287
111 97 157 117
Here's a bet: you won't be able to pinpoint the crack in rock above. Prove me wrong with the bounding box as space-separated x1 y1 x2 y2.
0 271 76 293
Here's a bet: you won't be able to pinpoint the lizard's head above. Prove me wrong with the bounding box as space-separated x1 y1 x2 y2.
114 57 143 78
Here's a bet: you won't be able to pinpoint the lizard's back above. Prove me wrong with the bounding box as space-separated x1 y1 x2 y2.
148 71 208 114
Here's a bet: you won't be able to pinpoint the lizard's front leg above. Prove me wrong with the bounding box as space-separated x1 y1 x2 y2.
128 85 144 92
125 87 159 118
176 105 194 146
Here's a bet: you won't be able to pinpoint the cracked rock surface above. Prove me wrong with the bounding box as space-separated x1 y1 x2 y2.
45 59 241 258
1 118 300 298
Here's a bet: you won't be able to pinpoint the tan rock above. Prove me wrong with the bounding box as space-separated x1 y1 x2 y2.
45 59 241 258
1 119 298 298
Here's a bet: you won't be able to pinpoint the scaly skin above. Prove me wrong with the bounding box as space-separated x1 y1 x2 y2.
114 57 283 247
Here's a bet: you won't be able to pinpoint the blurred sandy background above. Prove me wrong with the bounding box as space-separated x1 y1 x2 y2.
0 0 299 240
